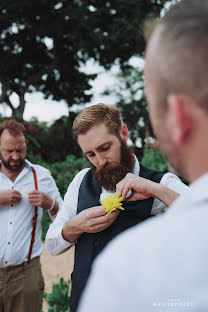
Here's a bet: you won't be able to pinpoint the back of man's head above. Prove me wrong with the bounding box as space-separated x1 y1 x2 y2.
147 0 208 113
72 103 124 141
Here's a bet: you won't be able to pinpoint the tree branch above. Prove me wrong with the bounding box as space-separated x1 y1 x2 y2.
18 90 26 115
0 82 7 103
4 96 15 114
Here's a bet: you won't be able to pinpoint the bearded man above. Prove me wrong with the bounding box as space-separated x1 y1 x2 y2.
45 103 188 312
0 119 63 312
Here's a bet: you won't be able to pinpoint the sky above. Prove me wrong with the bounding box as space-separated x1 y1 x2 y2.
0 57 144 124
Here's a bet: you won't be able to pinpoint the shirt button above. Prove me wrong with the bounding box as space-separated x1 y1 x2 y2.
5 261 7 264
10 222 12 224
12 186 14 189
8 242 10 244
11 204 13 207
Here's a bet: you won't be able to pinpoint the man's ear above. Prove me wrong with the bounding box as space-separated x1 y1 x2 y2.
120 124 128 143
167 94 195 145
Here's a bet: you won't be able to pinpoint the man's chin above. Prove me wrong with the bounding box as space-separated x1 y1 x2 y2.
7 162 24 172
10 166 22 172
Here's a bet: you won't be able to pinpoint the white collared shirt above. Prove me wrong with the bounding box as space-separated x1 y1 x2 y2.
78 174 208 312
0 160 63 267
45 157 188 256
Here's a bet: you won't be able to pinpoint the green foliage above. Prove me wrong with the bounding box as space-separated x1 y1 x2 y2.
24 114 82 163
43 278 70 312
0 0 163 117
38 114 81 163
141 147 168 172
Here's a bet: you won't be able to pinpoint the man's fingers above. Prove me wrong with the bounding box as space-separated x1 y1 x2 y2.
90 209 120 227
89 213 119 233
13 191 22 202
117 181 132 200
86 206 107 218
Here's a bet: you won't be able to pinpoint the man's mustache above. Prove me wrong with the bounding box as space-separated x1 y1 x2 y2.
94 161 127 173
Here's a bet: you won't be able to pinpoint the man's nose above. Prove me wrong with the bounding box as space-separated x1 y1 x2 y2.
11 151 19 160
97 155 107 167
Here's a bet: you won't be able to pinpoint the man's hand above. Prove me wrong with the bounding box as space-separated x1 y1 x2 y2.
29 191 51 209
28 191 58 215
0 190 22 205
116 173 154 201
62 206 120 243
116 173 179 207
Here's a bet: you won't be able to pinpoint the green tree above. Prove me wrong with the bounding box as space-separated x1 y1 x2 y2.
29 113 82 163
0 0 164 119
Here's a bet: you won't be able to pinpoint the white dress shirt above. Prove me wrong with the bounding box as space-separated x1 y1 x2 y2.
0 160 63 267
78 173 208 312
45 157 188 256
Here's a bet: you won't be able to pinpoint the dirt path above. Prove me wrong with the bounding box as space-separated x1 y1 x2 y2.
40 242 74 311
40 242 75 293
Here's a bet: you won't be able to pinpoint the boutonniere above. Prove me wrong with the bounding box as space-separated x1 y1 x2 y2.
102 193 124 216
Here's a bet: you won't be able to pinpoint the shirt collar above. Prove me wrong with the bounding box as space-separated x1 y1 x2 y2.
24 159 32 169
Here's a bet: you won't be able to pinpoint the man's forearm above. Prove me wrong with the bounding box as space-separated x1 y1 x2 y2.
151 183 179 207
62 216 83 243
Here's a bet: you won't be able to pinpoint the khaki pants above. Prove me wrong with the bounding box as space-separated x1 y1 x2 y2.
0 257 44 312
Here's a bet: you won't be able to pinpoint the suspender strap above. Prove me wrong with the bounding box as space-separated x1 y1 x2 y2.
28 167 38 262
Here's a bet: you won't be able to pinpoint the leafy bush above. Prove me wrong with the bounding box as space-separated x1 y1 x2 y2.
43 278 70 312
141 147 168 172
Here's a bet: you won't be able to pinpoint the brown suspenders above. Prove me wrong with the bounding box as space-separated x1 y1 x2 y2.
28 167 38 262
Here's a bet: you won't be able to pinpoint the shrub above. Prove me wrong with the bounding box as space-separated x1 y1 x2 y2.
43 278 70 312
141 147 168 172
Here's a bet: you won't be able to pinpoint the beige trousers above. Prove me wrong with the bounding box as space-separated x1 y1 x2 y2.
0 257 44 312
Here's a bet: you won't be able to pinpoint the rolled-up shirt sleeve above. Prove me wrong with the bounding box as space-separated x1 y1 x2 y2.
45 168 90 255
151 172 189 215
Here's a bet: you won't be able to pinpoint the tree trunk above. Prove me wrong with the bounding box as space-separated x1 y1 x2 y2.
11 91 26 120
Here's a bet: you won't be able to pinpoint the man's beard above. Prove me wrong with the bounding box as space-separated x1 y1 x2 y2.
0 154 25 172
92 141 135 191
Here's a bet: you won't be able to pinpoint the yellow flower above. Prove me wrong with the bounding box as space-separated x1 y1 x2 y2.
102 193 124 216
26 191 32 195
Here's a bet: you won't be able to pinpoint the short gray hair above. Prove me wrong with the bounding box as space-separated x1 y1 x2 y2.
149 0 208 112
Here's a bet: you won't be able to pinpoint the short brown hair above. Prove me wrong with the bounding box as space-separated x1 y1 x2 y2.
72 103 124 141
146 0 208 112
0 119 27 138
